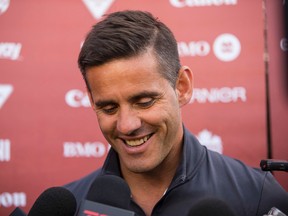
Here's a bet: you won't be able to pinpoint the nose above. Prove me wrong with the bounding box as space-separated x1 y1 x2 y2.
116 106 141 135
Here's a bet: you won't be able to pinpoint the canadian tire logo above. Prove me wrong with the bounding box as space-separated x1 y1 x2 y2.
82 0 115 20
0 84 13 109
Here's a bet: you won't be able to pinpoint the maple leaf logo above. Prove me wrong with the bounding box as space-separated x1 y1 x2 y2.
197 129 223 154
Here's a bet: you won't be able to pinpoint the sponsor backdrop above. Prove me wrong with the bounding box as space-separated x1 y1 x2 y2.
0 0 287 214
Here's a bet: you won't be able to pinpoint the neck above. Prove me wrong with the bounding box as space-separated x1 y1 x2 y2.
121 141 183 216
124 166 178 216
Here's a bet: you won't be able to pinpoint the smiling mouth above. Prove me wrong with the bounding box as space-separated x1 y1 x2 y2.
124 134 152 147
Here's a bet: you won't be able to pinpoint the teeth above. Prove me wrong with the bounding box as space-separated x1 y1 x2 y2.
125 135 149 147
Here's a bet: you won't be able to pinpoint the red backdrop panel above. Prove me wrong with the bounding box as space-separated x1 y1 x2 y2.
0 0 286 215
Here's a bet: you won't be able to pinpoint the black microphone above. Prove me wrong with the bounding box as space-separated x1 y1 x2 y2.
187 197 236 216
9 207 27 216
260 159 288 172
78 175 135 216
28 187 77 216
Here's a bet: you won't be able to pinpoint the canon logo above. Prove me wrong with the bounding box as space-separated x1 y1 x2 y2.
65 89 90 108
170 0 237 7
0 43 22 60
63 141 107 158
178 41 210 57
280 38 288 52
190 87 246 104
0 139 10 162
0 192 26 208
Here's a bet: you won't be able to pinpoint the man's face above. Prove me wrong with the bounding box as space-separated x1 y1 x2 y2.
86 51 185 174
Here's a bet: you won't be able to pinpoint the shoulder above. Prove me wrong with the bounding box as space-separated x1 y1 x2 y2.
205 150 288 214
206 149 268 187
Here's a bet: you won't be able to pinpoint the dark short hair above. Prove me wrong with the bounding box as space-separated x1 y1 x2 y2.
78 10 181 89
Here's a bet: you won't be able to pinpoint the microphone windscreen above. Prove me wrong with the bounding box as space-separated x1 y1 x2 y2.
86 175 131 209
188 197 236 216
9 207 26 216
28 187 76 216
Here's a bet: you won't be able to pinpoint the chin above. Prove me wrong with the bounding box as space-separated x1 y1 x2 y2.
128 162 162 174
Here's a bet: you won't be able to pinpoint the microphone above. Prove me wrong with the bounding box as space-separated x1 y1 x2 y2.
260 159 288 172
9 207 27 216
28 187 77 216
264 207 287 216
78 175 135 216
187 197 236 216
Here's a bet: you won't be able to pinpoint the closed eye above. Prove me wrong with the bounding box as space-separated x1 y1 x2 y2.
96 104 118 115
102 106 118 114
135 98 156 108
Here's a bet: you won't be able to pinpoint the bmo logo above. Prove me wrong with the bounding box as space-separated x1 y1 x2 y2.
213 33 241 62
65 89 90 108
179 33 241 61
178 40 210 57
63 141 107 158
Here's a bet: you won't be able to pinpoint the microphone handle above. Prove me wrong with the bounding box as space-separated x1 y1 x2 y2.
260 160 288 172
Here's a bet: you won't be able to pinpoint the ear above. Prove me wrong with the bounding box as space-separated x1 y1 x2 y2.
175 66 193 107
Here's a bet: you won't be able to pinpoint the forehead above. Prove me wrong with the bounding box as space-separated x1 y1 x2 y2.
86 51 167 94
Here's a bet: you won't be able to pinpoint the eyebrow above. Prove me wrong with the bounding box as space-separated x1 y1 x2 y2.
95 100 117 108
94 90 161 107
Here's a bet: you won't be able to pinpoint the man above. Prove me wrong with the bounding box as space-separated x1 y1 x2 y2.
65 10 288 216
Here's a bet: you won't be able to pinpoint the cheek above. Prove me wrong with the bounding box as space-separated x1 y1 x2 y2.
143 102 180 127
97 115 115 136
141 106 167 125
